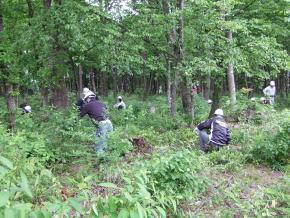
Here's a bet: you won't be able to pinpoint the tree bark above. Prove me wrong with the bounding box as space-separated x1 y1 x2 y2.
226 30 236 108
209 81 222 118
5 84 16 130
43 0 51 10
177 0 192 114
77 64 83 99
90 69 97 94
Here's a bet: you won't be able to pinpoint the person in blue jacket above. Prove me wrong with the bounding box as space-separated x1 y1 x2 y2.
194 109 231 152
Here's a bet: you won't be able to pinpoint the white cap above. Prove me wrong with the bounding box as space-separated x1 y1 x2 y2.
83 88 96 99
260 97 266 101
214 108 224 116
270 81 275 86
117 96 122 100
207 99 213 104
250 97 256 101
24 105 31 113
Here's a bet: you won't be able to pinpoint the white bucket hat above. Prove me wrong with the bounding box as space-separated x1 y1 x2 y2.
83 88 96 99
24 105 31 113
117 96 122 100
214 108 224 116
270 81 275 86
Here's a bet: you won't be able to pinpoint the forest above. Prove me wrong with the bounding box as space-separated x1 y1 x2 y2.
0 0 289 217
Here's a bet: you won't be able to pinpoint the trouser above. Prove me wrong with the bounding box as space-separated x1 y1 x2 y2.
197 129 220 152
95 119 113 152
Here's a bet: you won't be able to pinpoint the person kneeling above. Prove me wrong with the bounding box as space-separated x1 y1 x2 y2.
194 109 230 152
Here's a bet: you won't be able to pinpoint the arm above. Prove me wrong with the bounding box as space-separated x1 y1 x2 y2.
197 118 213 130
80 103 89 117
263 86 270 96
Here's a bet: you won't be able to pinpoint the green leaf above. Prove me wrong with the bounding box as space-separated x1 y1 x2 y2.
136 202 145 218
20 171 33 198
0 156 13 170
4 208 16 218
0 191 10 207
156 206 166 218
118 208 130 218
69 198 83 214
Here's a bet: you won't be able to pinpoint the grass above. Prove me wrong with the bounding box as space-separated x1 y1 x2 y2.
0 93 289 217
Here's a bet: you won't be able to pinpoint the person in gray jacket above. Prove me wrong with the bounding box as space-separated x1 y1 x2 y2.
263 81 276 105
194 109 231 152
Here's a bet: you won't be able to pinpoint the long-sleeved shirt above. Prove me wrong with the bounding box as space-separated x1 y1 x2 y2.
263 86 276 97
113 101 126 110
80 99 107 122
197 115 231 145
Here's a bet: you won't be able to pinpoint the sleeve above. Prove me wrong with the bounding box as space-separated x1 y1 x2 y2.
226 128 231 144
263 86 270 96
80 104 89 117
197 118 213 130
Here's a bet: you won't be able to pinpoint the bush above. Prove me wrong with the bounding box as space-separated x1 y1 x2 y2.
244 117 290 170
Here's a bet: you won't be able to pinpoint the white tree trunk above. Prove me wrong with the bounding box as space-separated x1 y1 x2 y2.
227 31 236 107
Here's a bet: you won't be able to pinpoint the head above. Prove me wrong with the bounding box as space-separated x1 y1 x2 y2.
214 108 224 116
117 96 122 102
84 95 95 103
270 81 275 87
24 105 31 113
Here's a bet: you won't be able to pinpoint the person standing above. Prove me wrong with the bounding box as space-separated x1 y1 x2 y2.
80 89 113 153
263 81 276 105
194 109 231 152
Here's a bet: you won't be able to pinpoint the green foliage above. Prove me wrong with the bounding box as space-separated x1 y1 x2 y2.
244 111 290 170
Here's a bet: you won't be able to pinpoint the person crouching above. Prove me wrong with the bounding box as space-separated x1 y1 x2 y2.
80 89 113 153
113 96 126 110
194 109 231 152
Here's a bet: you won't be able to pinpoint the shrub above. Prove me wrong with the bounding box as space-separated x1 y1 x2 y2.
244 117 290 170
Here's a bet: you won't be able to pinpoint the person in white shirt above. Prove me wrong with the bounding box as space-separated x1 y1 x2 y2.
113 96 126 110
263 81 276 105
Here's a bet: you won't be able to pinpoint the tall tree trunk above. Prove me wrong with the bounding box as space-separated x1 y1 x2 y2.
41 87 49 106
226 30 236 108
90 68 97 94
1 5 15 130
43 0 51 10
167 60 171 108
177 0 192 114
77 64 83 99
5 84 16 130
209 81 222 118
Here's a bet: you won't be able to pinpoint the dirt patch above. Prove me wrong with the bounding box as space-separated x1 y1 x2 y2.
91 185 120 198
123 137 153 162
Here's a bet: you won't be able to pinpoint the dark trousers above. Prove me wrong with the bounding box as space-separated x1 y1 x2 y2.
197 130 220 152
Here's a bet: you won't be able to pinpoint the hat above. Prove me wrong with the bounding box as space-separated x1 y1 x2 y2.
24 105 31 113
117 96 122 100
270 81 275 86
214 108 224 116
83 88 96 99
250 97 256 101
207 99 213 104
84 91 96 100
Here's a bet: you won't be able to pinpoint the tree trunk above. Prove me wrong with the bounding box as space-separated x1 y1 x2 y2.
209 81 222 118
177 0 192 114
170 81 177 117
43 0 51 10
5 84 16 130
77 64 83 99
52 77 68 108
90 69 97 94
226 31 236 108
